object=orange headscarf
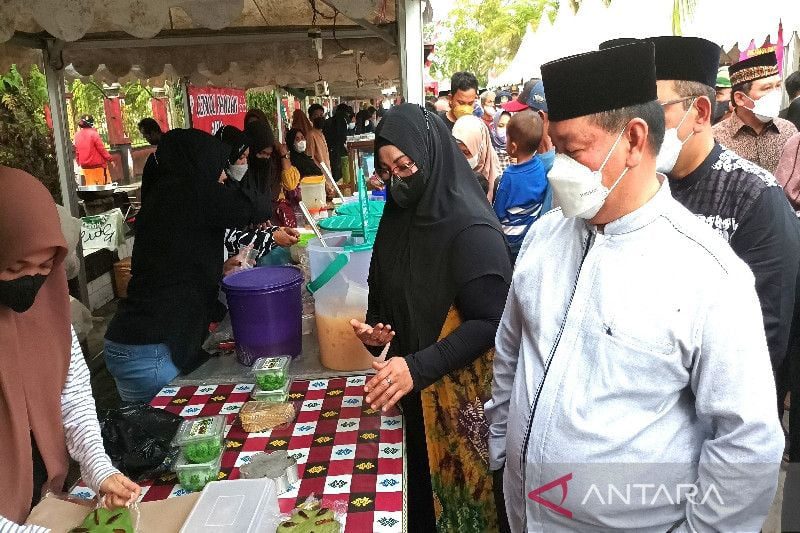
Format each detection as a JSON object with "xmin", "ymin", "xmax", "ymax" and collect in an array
[
  {"xmin": 291, "ymin": 109, "xmax": 313, "ymax": 136},
  {"xmin": 0, "ymin": 167, "xmax": 71, "ymax": 522}
]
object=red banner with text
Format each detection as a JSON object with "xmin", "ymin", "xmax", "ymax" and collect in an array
[{"xmin": 187, "ymin": 85, "xmax": 247, "ymax": 135}]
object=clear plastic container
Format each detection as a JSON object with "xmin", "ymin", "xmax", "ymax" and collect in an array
[
  {"xmin": 251, "ymin": 356, "xmax": 290, "ymax": 392},
  {"xmin": 175, "ymin": 452, "xmax": 223, "ymax": 492},
  {"xmin": 174, "ymin": 415, "xmax": 226, "ymax": 464},
  {"xmin": 251, "ymin": 380, "xmax": 291, "ymax": 403},
  {"xmin": 180, "ymin": 478, "xmax": 281, "ymax": 533}
]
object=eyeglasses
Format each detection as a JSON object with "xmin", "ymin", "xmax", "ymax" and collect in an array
[
  {"xmin": 376, "ymin": 160, "xmax": 417, "ymax": 180},
  {"xmin": 660, "ymin": 96, "xmax": 702, "ymax": 107}
]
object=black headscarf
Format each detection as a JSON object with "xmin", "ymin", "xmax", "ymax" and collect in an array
[
  {"xmin": 287, "ymin": 128, "xmax": 323, "ymax": 177},
  {"xmin": 370, "ymin": 104, "xmax": 508, "ymax": 354},
  {"xmin": 245, "ymin": 120, "xmax": 276, "ymax": 198},
  {"xmin": 215, "ymin": 125, "xmax": 250, "ymax": 164}
]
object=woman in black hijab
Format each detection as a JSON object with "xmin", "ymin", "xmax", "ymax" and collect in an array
[
  {"xmin": 104, "ymin": 129, "xmax": 271, "ymax": 402},
  {"xmin": 286, "ymin": 128, "xmax": 323, "ymax": 177},
  {"xmin": 350, "ymin": 104, "xmax": 512, "ymax": 531}
]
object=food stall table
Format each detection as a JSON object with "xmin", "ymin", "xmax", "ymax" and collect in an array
[{"xmin": 70, "ymin": 376, "xmax": 406, "ymax": 532}]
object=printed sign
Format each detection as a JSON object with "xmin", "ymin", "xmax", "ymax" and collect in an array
[
  {"xmin": 80, "ymin": 208, "xmax": 125, "ymax": 252},
  {"xmin": 187, "ymin": 85, "xmax": 247, "ymax": 135}
]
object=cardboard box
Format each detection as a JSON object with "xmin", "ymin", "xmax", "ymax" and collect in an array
[{"xmin": 26, "ymin": 493, "xmax": 200, "ymax": 533}]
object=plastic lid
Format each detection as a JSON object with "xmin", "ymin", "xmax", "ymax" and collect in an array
[
  {"xmin": 318, "ymin": 214, "xmax": 382, "ymax": 234},
  {"xmin": 180, "ymin": 478, "xmax": 280, "ymax": 533},
  {"xmin": 252, "ymin": 356, "xmax": 290, "ymax": 374},
  {"xmin": 174, "ymin": 415, "xmax": 226, "ymax": 446},
  {"xmin": 175, "ymin": 450, "xmax": 223, "ymax": 472},
  {"xmin": 222, "ymin": 266, "xmax": 303, "ymax": 292},
  {"xmin": 300, "ymin": 176, "xmax": 325, "ymax": 184},
  {"xmin": 335, "ymin": 200, "xmax": 386, "ymax": 217}
]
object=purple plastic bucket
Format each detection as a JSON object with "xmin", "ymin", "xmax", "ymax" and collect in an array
[{"xmin": 221, "ymin": 266, "xmax": 303, "ymax": 365}]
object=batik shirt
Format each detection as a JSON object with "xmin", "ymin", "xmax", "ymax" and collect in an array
[{"xmin": 668, "ymin": 143, "xmax": 800, "ymax": 370}]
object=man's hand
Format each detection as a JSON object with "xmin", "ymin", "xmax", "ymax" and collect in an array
[
  {"xmin": 274, "ymin": 227, "xmax": 300, "ymax": 247},
  {"xmin": 350, "ymin": 319, "xmax": 395, "ymax": 346},
  {"xmin": 100, "ymin": 473, "xmax": 141, "ymax": 508},
  {"xmin": 365, "ymin": 358, "xmax": 413, "ymax": 412}
]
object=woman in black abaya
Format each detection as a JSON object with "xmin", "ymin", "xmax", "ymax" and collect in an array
[{"xmin": 350, "ymin": 104, "xmax": 512, "ymax": 532}]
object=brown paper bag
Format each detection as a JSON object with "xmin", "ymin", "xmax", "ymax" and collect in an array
[{"xmin": 26, "ymin": 493, "xmax": 201, "ymax": 533}]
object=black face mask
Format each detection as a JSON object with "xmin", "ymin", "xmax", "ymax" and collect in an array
[
  {"xmin": 313, "ymin": 117, "xmax": 325, "ymax": 130},
  {"xmin": 713, "ymin": 100, "xmax": 730, "ymax": 124},
  {"xmin": 390, "ymin": 170, "xmax": 428, "ymax": 209},
  {"xmin": 0, "ymin": 274, "xmax": 48, "ymax": 313}
]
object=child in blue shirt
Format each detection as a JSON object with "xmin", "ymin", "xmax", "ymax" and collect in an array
[{"xmin": 493, "ymin": 110, "xmax": 549, "ymax": 263}]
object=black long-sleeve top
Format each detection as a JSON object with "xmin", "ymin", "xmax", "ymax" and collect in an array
[
  {"xmin": 669, "ymin": 143, "xmax": 800, "ymax": 371},
  {"xmin": 365, "ymin": 225, "xmax": 511, "ymax": 390}
]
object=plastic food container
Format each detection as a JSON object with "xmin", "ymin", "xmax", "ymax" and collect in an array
[
  {"xmin": 300, "ymin": 176, "xmax": 327, "ymax": 220},
  {"xmin": 318, "ymin": 214, "xmax": 382, "ymax": 238},
  {"xmin": 251, "ymin": 380, "xmax": 291, "ymax": 403},
  {"xmin": 335, "ymin": 200, "xmax": 385, "ymax": 217},
  {"xmin": 221, "ymin": 267, "xmax": 304, "ymax": 363},
  {"xmin": 174, "ymin": 452, "xmax": 223, "ymax": 492},
  {"xmin": 251, "ymin": 356, "xmax": 290, "ymax": 391},
  {"xmin": 180, "ymin": 478, "xmax": 281, "ymax": 533},
  {"xmin": 174, "ymin": 415, "xmax": 226, "ymax": 464}
]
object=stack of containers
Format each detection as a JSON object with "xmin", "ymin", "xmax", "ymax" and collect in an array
[
  {"xmin": 250, "ymin": 356, "xmax": 292, "ymax": 402},
  {"xmin": 173, "ymin": 415, "xmax": 227, "ymax": 492}
]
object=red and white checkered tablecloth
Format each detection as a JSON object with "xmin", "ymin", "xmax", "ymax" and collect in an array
[{"xmin": 70, "ymin": 376, "xmax": 405, "ymax": 532}]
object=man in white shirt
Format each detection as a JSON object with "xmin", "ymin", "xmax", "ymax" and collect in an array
[{"xmin": 486, "ymin": 41, "xmax": 784, "ymax": 533}]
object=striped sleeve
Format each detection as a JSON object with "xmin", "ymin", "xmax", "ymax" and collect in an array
[
  {"xmin": 62, "ymin": 327, "xmax": 120, "ymax": 493},
  {"xmin": 224, "ymin": 226, "xmax": 279, "ymax": 261},
  {"xmin": 0, "ymin": 517, "xmax": 50, "ymax": 533}
]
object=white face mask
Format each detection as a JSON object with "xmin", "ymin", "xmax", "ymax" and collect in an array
[
  {"xmin": 467, "ymin": 155, "xmax": 479, "ymax": 169},
  {"xmin": 295, "ymin": 140, "xmax": 307, "ymax": 153},
  {"xmin": 745, "ymin": 89, "xmax": 783, "ymax": 123},
  {"xmin": 656, "ymin": 99, "xmax": 696, "ymax": 174},
  {"xmin": 347, "ymin": 122, "xmax": 356, "ymax": 131},
  {"xmin": 226, "ymin": 163, "xmax": 248, "ymax": 182},
  {"xmin": 548, "ymin": 128, "xmax": 629, "ymax": 219}
]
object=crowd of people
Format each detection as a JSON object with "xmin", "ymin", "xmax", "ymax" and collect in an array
[{"xmin": 5, "ymin": 30, "xmax": 800, "ymax": 533}]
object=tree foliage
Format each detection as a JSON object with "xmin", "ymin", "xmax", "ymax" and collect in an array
[
  {"xmin": 245, "ymin": 89, "xmax": 278, "ymax": 132},
  {"xmin": 0, "ymin": 64, "xmax": 61, "ymax": 203},
  {"xmin": 121, "ymin": 82, "xmax": 154, "ymax": 147},
  {"xmin": 431, "ymin": 0, "xmax": 557, "ymax": 86}
]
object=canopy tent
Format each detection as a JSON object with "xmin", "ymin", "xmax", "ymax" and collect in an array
[
  {"xmin": 0, "ymin": 0, "xmax": 407, "ymax": 97},
  {"xmin": 490, "ymin": 0, "xmax": 800, "ymax": 88}
]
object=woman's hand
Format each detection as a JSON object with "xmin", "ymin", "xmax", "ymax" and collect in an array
[
  {"xmin": 350, "ymin": 319, "xmax": 395, "ymax": 347},
  {"xmin": 274, "ymin": 227, "xmax": 300, "ymax": 247},
  {"xmin": 100, "ymin": 473, "xmax": 141, "ymax": 508},
  {"xmin": 365, "ymin": 358, "xmax": 413, "ymax": 412},
  {"xmin": 276, "ymin": 143, "xmax": 289, "ymax": 158},
  {"xmin": 223, "ymin": 256, "xmax": 244, "ymax": 276},
  {"xmin": 367, "ymin": 174, "xmax": 385, "ymax": 191}
]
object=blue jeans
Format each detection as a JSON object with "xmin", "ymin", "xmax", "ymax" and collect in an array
[{"xmin": 104, "ymin": 339, "xmax": 180, "ymax": 403}]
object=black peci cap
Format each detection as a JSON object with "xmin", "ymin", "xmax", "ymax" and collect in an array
[
  {"xmin": 598, "ymin": 37, "xmax": 639, "ymax": 50},
  {"xmin": 541, "ymin": 41, "xmax": 658, "ymax": 122},
  {"xmin": 650, "ymin": 36, "xmax": 720, "ymax": 88}
]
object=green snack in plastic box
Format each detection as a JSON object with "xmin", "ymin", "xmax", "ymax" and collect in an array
[
  {"xmin": 174, "ymin": 452, "xmax": 222, "ymax": 492},
  {"xmin": 251, "ymin": 379, "xmax": 290, "ymax": 403},
  {"xmin": 174, "ymin": 415, "xmax": 225, "ymax": 464},
  {"xmin": 277, "ymin": 503, "xmax": 339, "ymax": 533},
  {"xmin": 68, "ymin": 507, "xmax": 134, "ymax": 533},
  {"xmin": 252, "ymin": 356, "xmax": 290, "ymax": 392}
]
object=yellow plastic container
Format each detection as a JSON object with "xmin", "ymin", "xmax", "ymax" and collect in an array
[{"xmin": 300, "ymin": 176, "xmax": 326, "ymax": 219}]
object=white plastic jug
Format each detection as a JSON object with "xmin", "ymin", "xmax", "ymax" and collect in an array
[{"xmin": 307, "ymin": 232, "xmax": 378, "ymax": 371}]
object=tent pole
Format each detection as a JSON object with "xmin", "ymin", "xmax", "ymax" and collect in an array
[
  {"xmin": 398, "ymin": 0, "xmax": 423, "ymax": 105},
  {"xmin": 43, "ymin": 39, "xmax": 90, "ymax": 306}
]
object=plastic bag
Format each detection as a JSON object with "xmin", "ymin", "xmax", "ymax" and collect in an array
[
  {"xmin": 276, "ymin": 494, "xmax": 345, "ymax": 533},
  {"xmin": 100, "ymin": 404, "xmax": 183, "ymax": 482}
]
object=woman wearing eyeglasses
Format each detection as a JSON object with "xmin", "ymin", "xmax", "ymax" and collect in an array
[{"xmin": 350, "ymin": 104, "xmax": 513, "ymax": 532}]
